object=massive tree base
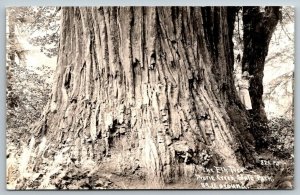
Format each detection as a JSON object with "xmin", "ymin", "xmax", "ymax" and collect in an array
[{"xmin": 26, "ymin": 7, "xmax": 269, "ymax": 184}]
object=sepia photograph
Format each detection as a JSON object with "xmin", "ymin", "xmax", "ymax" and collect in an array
[{"xmin": 6, "ymin": 6, "xmax": 294, "ymax": 190}]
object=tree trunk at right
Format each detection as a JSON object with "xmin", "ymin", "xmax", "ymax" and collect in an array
[{"xmin": 241, "ymin": 7, "xmax": 281, "ymax": 148}]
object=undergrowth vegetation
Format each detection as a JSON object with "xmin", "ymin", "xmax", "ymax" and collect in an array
[{"xmin": 6, "ymin": 116, "xmax": 294, "ymax": 189}]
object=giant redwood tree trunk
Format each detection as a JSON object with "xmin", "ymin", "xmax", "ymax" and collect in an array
[{"xmin": 31, "ymin": 7, "xmax": 273, "ymax": 184}]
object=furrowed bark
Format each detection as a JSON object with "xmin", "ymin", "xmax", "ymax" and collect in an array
[{"xmin": 31, "ymin": 7, "xmax": 265, "ymax": 184}]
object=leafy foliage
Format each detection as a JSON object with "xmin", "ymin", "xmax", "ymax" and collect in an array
[
  {"xmin": 251, "ymin": 117, "xmax": 294, "ymax": 189},
  {"xmin": 7, "ymin": 62, "xmax": 53, "ymax": 129},
  {"xmin": 267, "ymin": 117, "xmax": 294, "ymax": 158},
  {"xmin": 7, "ymin": 7, "xmax": 57, "ymax": 129},
  {"xmin": 8, "ymin": 7, "xmax": 60, "ymax": 58}
]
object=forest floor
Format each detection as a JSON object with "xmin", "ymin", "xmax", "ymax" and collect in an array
[{"xmin": 6, "ymin": 117, "xmax": 294, "ymax": 190}]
